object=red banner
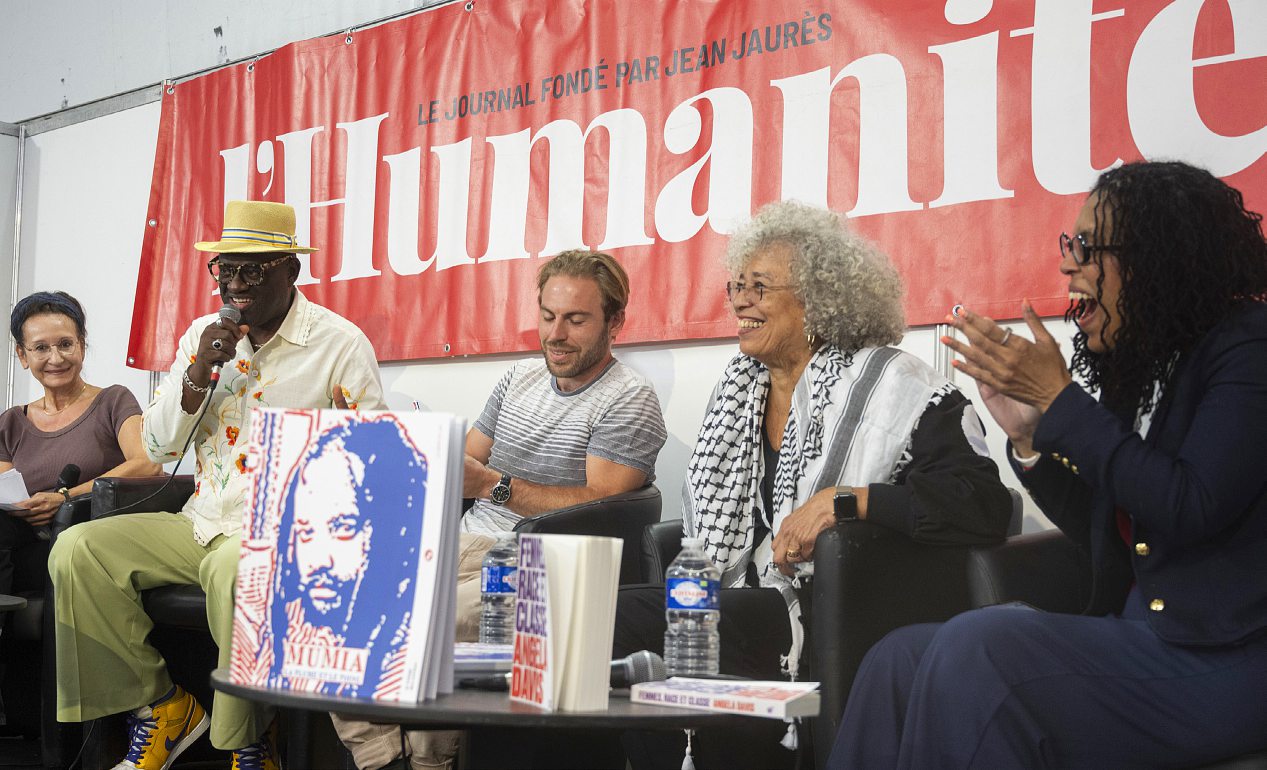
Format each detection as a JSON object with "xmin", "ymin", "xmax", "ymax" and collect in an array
[{"xmin": 130, "ymin": 0, "xmax": 1267, "ymax": 369}]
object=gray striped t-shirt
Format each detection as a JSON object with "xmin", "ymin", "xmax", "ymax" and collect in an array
[{"xmin": 462, "ymin": 358, "xmax": 667, "ymax": 536}]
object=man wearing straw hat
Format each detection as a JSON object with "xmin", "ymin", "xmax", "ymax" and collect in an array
[{"xmin": 49, "ymin": 200, "xmax": 385, "ymax": 770}]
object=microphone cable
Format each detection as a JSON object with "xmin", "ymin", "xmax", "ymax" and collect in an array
[
  {"xmin": 65, "ymin": 719, "xmax": 95, "ymax": 770},
  {"xmin": 92, "ymin": 368, "xmax": 222, "ymax": 519},
  {"xmin": 65, "ymin": 410, "xmax": 204, "ymax": 768},
  {"xmin": 66, "ymin": 313, "xmax": 241, "ymax": 767},
  {"xmin": 94, "ymin": 306, "xmax": 240, "ymax": 518}
]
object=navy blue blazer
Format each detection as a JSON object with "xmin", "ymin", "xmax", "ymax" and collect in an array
[{"xmin": 1012, "ymin": 302, "xmax": 1267, "ymax": 647}]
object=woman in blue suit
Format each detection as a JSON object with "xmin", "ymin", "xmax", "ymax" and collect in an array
[{"xmin": 829, "ymin": 161, "xmax": 1267, "ymax": 768}]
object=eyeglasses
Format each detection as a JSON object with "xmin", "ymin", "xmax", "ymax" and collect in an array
[
  {"xmin": 724, "ymin": 281, "xmax": 796, "ymax": 303},
  {"xmin": 1059, "ymin": 233, "xmax": 1120, "ymax": 266},
  {"xmin": 206, "ymin": 255, "xmax": 293, "ymax": 286},
  {"xmin": 23, "ymin": 338, "xmax": 79, "ymax": 359}
]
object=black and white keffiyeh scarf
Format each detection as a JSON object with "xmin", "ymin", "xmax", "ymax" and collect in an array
[{"xmin": 682, "ymin": 345, "xmax": 951, "ymax": 675}]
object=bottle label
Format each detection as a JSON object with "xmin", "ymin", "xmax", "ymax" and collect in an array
[
  {"xmin": 482, "ymin": 565, "xmax": 518, "ymax": 595},
  {"xmin": 666, "ymin": 577, "xmax": 719, "ymax": 611}
]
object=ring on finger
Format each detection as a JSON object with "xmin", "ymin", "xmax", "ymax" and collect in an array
[
  {"xmin": 999, "ymin": 328, "xmax": 1013, "ymax": 346},
  {"xmin": 786, "ymin": 548, "xmax": 802, "ymax": 560},
  {"xmin": 211, "ymin": 339, "xmax": 224, "ymax": 351}
]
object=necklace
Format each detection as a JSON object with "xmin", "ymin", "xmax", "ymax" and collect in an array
[{"xmin": 41, "ymin": 382, "xmax": 89, "ymax": 416}]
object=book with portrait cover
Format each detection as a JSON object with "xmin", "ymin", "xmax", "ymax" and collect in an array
[{"xmin": 228, "ymin": 408, "xmax": 465, "ymax": 702}]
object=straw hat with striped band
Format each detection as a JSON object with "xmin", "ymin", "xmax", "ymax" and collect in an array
[{"xmin": 194, "ymin": 200, "xmax": 318, "ymax": 254}]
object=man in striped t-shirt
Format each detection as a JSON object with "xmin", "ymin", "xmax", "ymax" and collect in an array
[
  {"xmin": 462, "ymin": 249, "xmax": 667, "ymax": 532},
  {"xmin": 332, "ymin": 250, "xmax": 667, "ymax": 770}
]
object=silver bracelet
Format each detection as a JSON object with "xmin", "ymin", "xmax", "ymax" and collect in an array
[{"xmin": 183, "ymin": 368, "xmax": 211, "ymax": 394}]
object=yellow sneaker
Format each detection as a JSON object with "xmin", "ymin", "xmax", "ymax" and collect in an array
[
  {"xmin": 111, "ymin": 685, "xmax": 209, "ymax": 770},
  {"xmin": 230, "ymin": 719, "xmax": 281, "ymax": 770}
]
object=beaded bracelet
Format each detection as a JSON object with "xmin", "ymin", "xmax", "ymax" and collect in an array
[{"xmin": 183, "ymin": 368, "xmax": 211, "ymax": 394}]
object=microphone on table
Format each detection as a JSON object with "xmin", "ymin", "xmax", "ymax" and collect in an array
[
  {"xmin": 610, "ymin": 650, "xmax": 667, "ymax": 688},
  {"xmin": 209, "ymin": 305, "xmax": 242, "ymax": 386},
  {"xmin": 459, "ymin": 650, "xmax": 668, "ymax": 691}
]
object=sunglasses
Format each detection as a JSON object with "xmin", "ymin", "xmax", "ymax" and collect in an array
[{"xmin": 206, "ymin": 255, "xmax": 294, "ymax": 286}]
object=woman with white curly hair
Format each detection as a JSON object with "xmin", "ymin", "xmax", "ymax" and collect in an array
[{"xmin": 611, "ymin": 200, "xmax": 1012, "ymax": 769}]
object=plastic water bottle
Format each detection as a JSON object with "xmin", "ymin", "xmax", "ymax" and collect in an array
[
  {"xmin": 663, "ymin": 536, "xmax": 721, "ymax": 676},
  {"xmin": 479, "ymin": 531, "xmax": 519, "ymax": 644}
]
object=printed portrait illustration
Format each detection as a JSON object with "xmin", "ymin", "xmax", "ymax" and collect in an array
[{"xmin": 266, "ymin": 415, "xmax": 429, "ymax": 698}]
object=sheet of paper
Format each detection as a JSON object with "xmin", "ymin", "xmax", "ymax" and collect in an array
[{"xmin": 0, "ymin": 468, "xmax": 30, "ymax": 511}]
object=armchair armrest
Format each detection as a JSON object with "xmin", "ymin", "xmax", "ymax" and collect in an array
[
  {"xmin": 91, "ymin": 475, "xmax": 196, "ymax": 519},
  {"xmin": 512, "ymin": 485, "xmax": 661, "ymax": 585},
  {"xmin": 51, "ymin": 493, "xmax": 93, "ymax": 539},
  {"xmin": 809, "ymin": 521, "xmax": 976, "ymax": 767},
  {"xmin": 639, "ymin": 519, "xmax": 684, "ymax": 584},
  {"xmin": 967, "ymin": 529, "xmax": 1091, "ymax": 614}
]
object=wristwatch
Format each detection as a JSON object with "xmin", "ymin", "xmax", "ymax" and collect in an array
[
  {"xmin": 833, "ymin": 487, "xmax": 858, "ymax": 523},
  {"xmin": 490, "ymin": 472, "xmax": 513, "ymax": 506}
]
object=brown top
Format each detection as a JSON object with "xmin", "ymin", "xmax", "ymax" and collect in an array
[{"xmin": 0, "ymin": 384, "xmax": 143, "ymax": 493}]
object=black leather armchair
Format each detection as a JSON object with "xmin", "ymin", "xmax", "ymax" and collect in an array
[
  {"xmin": 644, "ymin": 516, "xmax": 1265, "ymax": 770},
  {"xmin": 514, "ymin": 484, "xmax": 661, "ymax": 585},
  {"xmin": 79, "ymin": 475, "xmax": 335, "ymax": 768},
  {"xmin": 641, "ymin": 518, "xmax": 1005, "ymax": 767},
  {"xmin": 1, "ymin": 492, "xmax": 95, "ymax": 769},
  {"xmin": 639, "ymin": 492, "xmax": 1026, "ymax": 770},
  {"xmin": 11, "ymin": 475, "xmax": 266, "ymax": 768},
  {"xmin": 91, "ymin": 475, "xmax": 205, "ymax": 627},
  {"xmin": 963, "ymin": 530, "xmax": 1267, "ymax": 770}
]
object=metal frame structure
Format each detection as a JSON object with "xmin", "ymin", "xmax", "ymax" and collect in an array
[{"xmin": 3, "ymin": 121, "xmax": 23, "ymax": 409}]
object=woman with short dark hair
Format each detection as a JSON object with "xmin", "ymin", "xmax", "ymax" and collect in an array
[{"xmin": 0, "ymin": 291, "xmax": 159, "ymax": 599}]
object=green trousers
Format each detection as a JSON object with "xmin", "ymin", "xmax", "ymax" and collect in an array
[{"xmin": 48, "ymin": 512, "xmax": 270, "ymax": 750}]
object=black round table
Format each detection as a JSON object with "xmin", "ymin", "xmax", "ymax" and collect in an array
[
  {"xmin": 0, "ymin": 594, "xmax": 27, "ymax": 612},
  {"xmin": 210, "ymin": 668, "xmax": 752, "ymax": 730}
]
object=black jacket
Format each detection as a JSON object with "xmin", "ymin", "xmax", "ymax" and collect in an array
[{"xmin": 1015, "ymin": 303, "xmax": 1267, "ymax": 646}]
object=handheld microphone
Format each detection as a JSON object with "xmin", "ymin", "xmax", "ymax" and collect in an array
[
  {"xmin": 41, "ymin": 463, "xmax": 82, "ymax": 540},
  {"xmin": 97, "ymin": 305, "xmax": 239, "ymax": 521},
  {"xmin": 209, "ymin": 305, "xmax": 242, "ymax": 385},
  {"xmin": 610, "ymin": 650, "xmax": 667, "ymax": 689},
  {"xmin": 458, "ymin": 650, "xmax": 667, "ymax": 692},
  {"xmin": 55, "ymin": 463, "xmax": 82, "ymax": 492}
]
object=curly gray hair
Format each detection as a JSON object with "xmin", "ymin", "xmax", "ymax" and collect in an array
[{"xmin": 724, "ymin": 200, "xmax": 905, "ymax": 352}]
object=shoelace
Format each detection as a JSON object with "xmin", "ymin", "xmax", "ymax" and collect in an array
[
  {"xmin": 233, "ymin": 738, "xmax": 272, "ymax": 770},
  {"xmin": 123, "ymin": 710, "xmax": 158, "ymax": 762}
]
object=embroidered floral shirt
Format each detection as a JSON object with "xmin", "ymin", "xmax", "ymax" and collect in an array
[{"xmin": 143, "ymin": 290, "xmax": 385, "ymax": 545}]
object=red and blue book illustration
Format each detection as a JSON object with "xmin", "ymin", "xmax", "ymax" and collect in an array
[{"xmin": 229, "ymin": 408, "xmax": 465, "ymax": 702}]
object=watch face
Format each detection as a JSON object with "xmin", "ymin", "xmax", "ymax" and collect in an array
[
  {"xmin": 491, "ymin": 476, "xmax": 512, "ymax": 505},
  {"xmin": 834, "ymin": 490, "xmax": 858, "ymax": 521}
]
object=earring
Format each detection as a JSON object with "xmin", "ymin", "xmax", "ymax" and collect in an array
[{"xmin": 806, "ymin": 331, "xmax": 819, "ymax": 348}]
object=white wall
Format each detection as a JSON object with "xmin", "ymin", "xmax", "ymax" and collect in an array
[
  {"xmin": 0, "ymin": 0, "xmax": 444, "ymax": 123},
  {"xmin": 16, "ymin": 105, "xmax": 160, "ymax": 406}
]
